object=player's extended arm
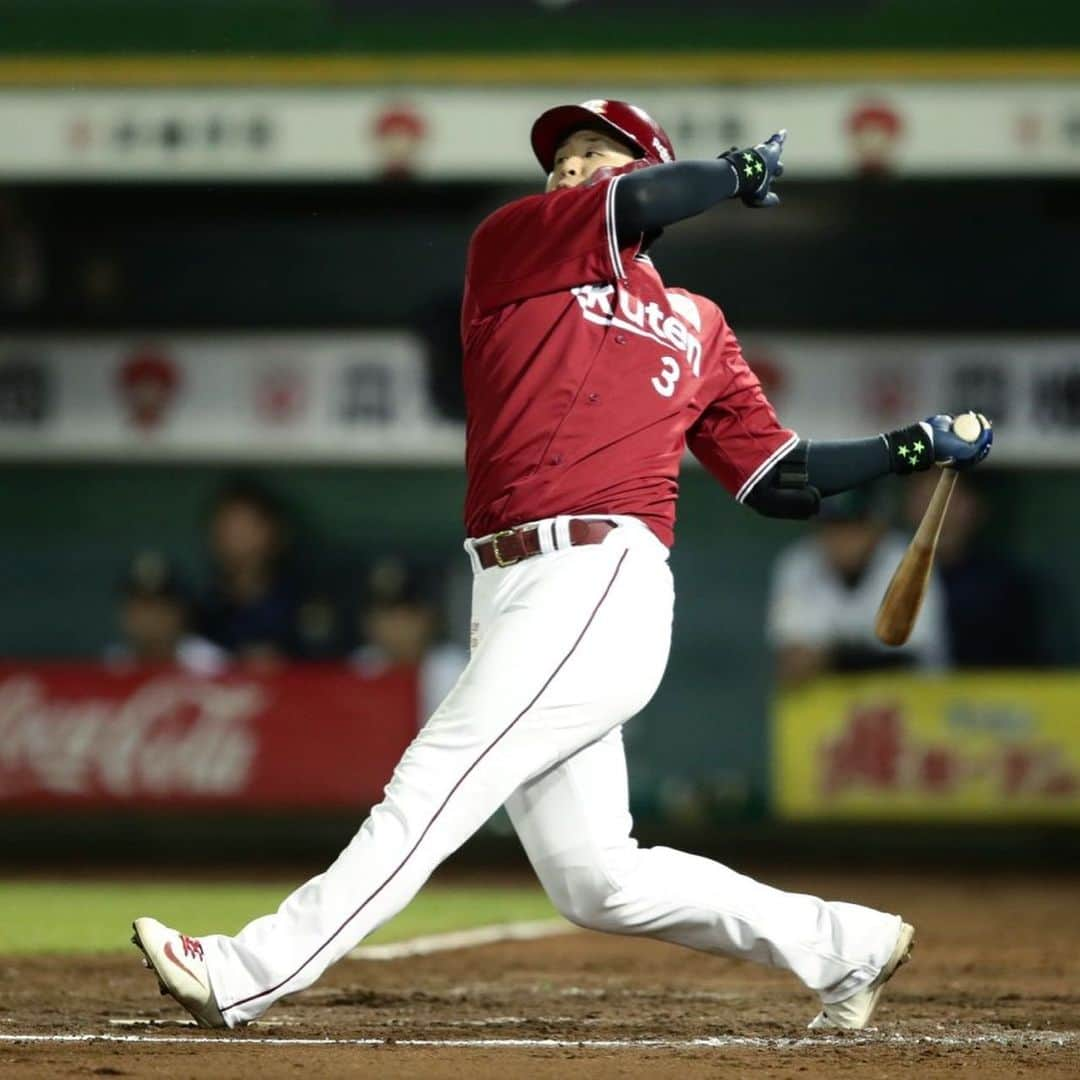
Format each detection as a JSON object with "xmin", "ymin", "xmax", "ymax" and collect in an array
[
  {"xmin": 745, "ymin": 416, "xmax": 994, "ymax": 519},
  {"xmin": 613, "ymin": 131, "xmax": 786, "ymax": 242}
]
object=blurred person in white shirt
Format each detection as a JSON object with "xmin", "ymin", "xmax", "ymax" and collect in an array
[{"xmin": 767, "ymin": 484, "xmax": 947, "ymax": 689}]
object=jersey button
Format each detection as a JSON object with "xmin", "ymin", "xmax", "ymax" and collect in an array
[
  {"xmin": 614, "ymin": 333, "xmax": 627, "ymax": 345},
  {"xmin": 549, "ymin": 453, "xmax": 562, "ymax": 466},
  {"xmin": 587, "ymin": 392, "xmax": 600, "ymax": 404}
]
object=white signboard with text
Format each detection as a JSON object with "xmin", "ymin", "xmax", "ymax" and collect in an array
[
  {"xmin": 0, "ymin": 333, "xmax": 1078, "ymax": 464},
  {"xmin": 0, "ymin": 332, "xmax": 463, "ymax": 462},
  {"xmin": 0, "ymin": 84, "xmax": 1078, "ymax": 180},
  {"xmin": 739, "ymin": 335, "xmax": 1080, "ymax": 466}
]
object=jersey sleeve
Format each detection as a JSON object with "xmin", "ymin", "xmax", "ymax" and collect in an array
[
  {"xmin": 687, "ymin": 329, "xmax": 797, "ymax": 503},
  {"xmin": 465, "ymin": 177, "xmax": 638, "ymax": 313}
]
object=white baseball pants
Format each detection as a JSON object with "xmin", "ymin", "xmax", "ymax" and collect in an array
[{"xmin": 201, "ymin": 516, "xmax": 902, "ymax": 1027}]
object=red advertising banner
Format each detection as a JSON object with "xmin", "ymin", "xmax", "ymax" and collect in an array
[{"xmin": 0, "ymin": 663, "xmax": 418, "ymax": 811}]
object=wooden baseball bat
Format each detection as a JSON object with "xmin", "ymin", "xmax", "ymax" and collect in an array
[{"xmin": 874, "ymin": 468, "xmax": 957, "ymax": 647}]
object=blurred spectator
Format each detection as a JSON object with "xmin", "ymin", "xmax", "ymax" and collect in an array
[
  {"xmin": 198, "ymin": 483, "xmax": 312, "ymax": 666},
  {"xmin": 0, "ymin": 191, "xmax": 43, "ymax": 313},
  {"xmin": 903, "ymin": 472, "xmax": 1050, "ymax": 667},
  {"xmin": 767, "ymin": 484, "xmax": 947, "ymax": 689},
  {"xmin": 351, "ymin": 557, "xmax": 468, "ymax": 726},
  {"xmin": 79, "ymin": 250, "xmax": 124, "ymax": 314},
  {"xmin": 105, "ymin": 551, "xmax": 227, "ymax": 675},
  {"xmin": 294, "ymin": 591, "xmax": 348, "ymax": 661}
]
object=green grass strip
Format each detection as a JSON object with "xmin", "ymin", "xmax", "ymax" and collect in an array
[{"xmin": 0, "ymin": 880, "xmax": 556, "ymax": 955}]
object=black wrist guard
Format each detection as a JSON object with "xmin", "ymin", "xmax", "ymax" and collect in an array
[
  {"xmin": 719, "ymin": 147, "xmax": 767, "ymax": 198},
  {"xmin": 884, "ymin": 424, "xmax": 933, "ymax": 475}
]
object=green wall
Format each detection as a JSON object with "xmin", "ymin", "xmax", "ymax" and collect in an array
[{"xmin": 1, "ymin": 0, "xmax": 1077, "ymax": 54}]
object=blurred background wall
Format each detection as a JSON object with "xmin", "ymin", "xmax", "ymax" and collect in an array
[{"xmin": 1, "ymin": 0, "xmax": 1079, "ymax": 857}]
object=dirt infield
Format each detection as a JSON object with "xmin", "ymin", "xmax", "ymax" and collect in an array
[{"xmin": 2, "ymin": 869, "xmax": 1078, "ymax": 1078}]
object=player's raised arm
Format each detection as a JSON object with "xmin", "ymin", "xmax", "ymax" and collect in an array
[
  {"xmin": 613, "ymin": 130, "xmax": 787, "ymax": 242},
  {"xmin": 467, "ymin": 101, "xmax": 786, "ymax": 316}
]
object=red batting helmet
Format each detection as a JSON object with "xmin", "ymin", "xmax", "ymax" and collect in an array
[{"xmin": 531, "ymin": 99, "xmax": 675, "ymax": 174}]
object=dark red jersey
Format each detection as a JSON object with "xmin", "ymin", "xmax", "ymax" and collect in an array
[{"xmin": 461, "ymin": 172, "xmax": 795, "ymax": 547}]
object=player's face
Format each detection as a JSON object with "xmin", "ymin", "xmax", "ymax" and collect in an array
[{"xmin": 546, "ymin": 129, "xmax": 636, "ymax": 192}]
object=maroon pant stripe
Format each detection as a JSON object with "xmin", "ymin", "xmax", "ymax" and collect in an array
[{"xmin": 220, "ymin": 548, "xmax": 629, "ymax": 1014}]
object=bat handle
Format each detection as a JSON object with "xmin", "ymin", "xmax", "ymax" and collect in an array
[{"xmin": 913, "ymin": 468, "xmax": 958, "ymax": 551}]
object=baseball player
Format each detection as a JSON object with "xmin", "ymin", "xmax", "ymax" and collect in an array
[{"xmin": 133, "ymin": 100, "xmax": 992, "ymax": 1032}]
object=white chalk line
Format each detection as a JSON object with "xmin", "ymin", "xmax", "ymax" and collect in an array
[
  {"xmin": 108, "ymin": 1017, "xmax": 305, "ymax": 1028},
  {"xmin": 106, "ymin": 1015, "xmax": 616, "ymax": 1030},
  {"xmin": 108, "ymin": 1016, "xmax": 562, "ymax": 1029},
  {"xmin": 347, "ymin": 918, "xmax": 576, "ymax": 961},
  {"xmin": 2, "ymin": 1031, "xmax": 1076, "ymax": 1050}
]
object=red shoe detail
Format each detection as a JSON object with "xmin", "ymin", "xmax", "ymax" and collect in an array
[
  {"xmin": 164, "ymin": 939, "xmax": 208, "ymax": 991},
  {"xmin": 180, "ymin": 934, "xmax": 205, "ymax": 961}
]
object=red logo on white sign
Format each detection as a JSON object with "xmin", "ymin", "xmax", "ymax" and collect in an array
[
  {"xmin": 254, "ymin": 366, "xmax": 307, "ymax": 425},
  {"xmin": 117, "ymin": 348, "xmax": 181, "ymax": 429}
]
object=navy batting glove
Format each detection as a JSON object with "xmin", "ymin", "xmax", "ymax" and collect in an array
[
  {"xmin": 885, "ymin": 412, "xmax": 993, "ymax": 474},
  {"xmin": 923, "ymin": 413, "xmax": 993, "ymax": 470},
  {"xmin": 720, "ymin": 129, "xmax": 786, "ymax": 208}
]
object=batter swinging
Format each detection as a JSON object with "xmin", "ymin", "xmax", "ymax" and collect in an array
[{"xmin": 133, "ymin": 100, "xmax": 992, "ymax": 1032}]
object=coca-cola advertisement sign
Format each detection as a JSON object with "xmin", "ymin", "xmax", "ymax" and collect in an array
[{"xmin": 0, "ymin": 664, "xmax": 417, "ymax": 810}]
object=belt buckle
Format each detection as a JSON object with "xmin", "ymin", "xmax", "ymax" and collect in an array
[{"xmin": 490, "ymin": 529, "xmax": 519, "ymax": 568}]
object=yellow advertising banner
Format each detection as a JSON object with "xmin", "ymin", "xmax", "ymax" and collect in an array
[{"xmin": 773, "ymin": 673, "xmax": 1080, "ymax": 821}]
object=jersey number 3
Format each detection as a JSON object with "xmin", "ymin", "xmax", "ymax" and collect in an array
[{"xmin": 651, "ymin": 355, "xmax": 681, "ymax": 398}]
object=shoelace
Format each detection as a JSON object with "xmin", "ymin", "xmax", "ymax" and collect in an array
[{"xmin": 180, "ymin": 934, "xmax": 205, "ymax": 961}]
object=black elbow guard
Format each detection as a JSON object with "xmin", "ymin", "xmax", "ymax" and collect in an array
[{"xmin": 743, "ymin": 441, "xmax": 822, "ymax": 520}]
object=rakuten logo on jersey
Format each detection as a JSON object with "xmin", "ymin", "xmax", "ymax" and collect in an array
[
  {"xmin": 0, "ymin": 675, "xmax": 259, "ymax": 798},
  {"xmin": 571, "ymin": 284, "xmax": 701, "ymax": 376}
]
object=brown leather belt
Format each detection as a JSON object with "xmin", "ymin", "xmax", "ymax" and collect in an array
[{"xmin": 474, "ymin": 519, "xmax": 617, "ymax": 570}]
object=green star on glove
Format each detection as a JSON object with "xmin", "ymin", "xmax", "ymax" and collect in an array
[
  {"xmin": 897, "ymin": 445, "xmax": 911, "ymax": 462},
  {"xmin": 911, "ymin": 440, "xmax": 924, "ymax": 458}
]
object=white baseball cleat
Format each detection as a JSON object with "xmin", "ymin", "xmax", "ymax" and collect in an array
[
  {"xmin": 807, "ymin": 920, "xmax": 915, "ymax": 1031},
  {"xmin": 131, "ymin": 916, "xmax": 226, "ymax": 1029}
]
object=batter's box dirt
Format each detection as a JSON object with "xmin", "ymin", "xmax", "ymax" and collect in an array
[{"xmin": 2, "ymin": 871, "xmax": 1078, "ymax": 1078}]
